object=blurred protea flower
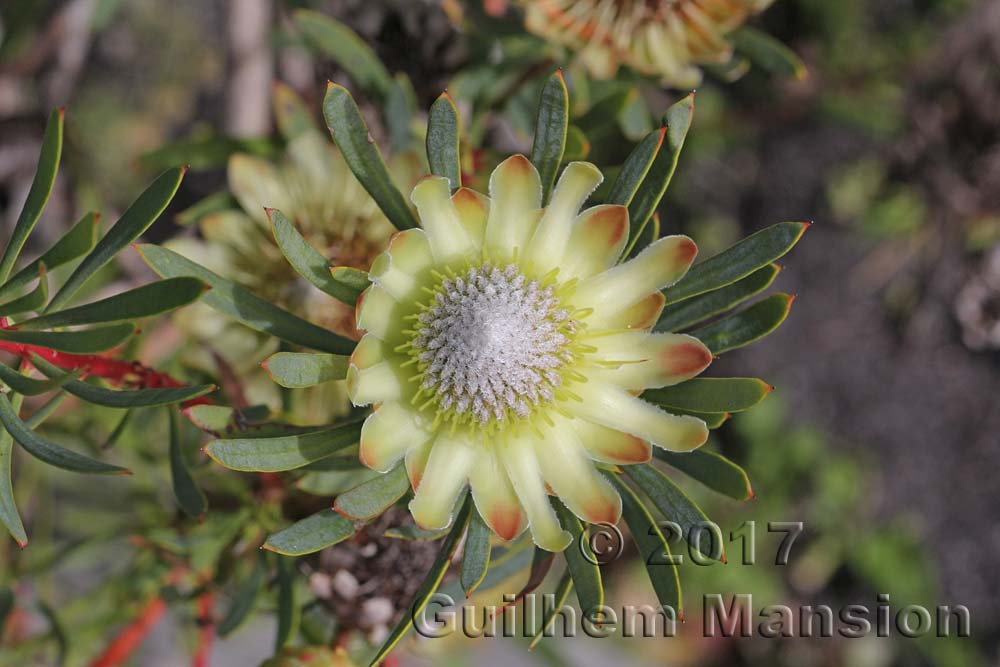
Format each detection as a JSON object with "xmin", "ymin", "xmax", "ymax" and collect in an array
[
  {"xmin": 348, "ymin": 157, "xmax": 713, "ymax": 550},
  {"xmin": 172, "ymin": 84, "xmax": 416, "ymax": 418},
  {"xmin": 520, "ymin": 0, "xmax": 774, "ymax": 87}
]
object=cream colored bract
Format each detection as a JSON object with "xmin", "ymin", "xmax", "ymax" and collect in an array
[{"xmin": 348, "ymin": 156, "xmax": 714, "ymax": 551}]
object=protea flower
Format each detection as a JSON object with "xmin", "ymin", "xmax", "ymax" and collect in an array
[
  {"xmin": 348, "ymin": 156, "xmax": 713, "ymax": 550},
  {"xmin": 520, "ymin": 0, "xmax": 774, "ymax": 87},
  {"xmin": 171, "ymin": 84, "xmax": 416, "ymax": 418}
]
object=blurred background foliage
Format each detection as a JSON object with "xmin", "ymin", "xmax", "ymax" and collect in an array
[{"xmin": 1, "ymin": 1, "xmax": 998, "ymax": 666}]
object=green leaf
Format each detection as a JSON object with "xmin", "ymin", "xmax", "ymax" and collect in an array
[
  {"xmin": 625, "ymin": 93, "xmax": 694, "ymax": 256},
  {"xmin": 627, "ymin": 210, "xmax": 660, "ymax": 260},
  {"xmin": 383, "ymin": 523, "xmax": 448, "ymax": 541},
  {"xmin": 732, "ymin": 27, "xmax": 807, "ymax": 80},
  {"xmin": 333, "ymin": 463, "xmax": 409, "ymax": 520},
  {"xmin": 0, "ymin": 324, "xmax": 136, "ymax": 354},
  {"xmin": 693, "ymin": 293, "xmax": 795, "ymax": 355},
  {"xmin": 426, "ymin": 92, "xmax": 462, "ymax": 192},
  {"xmin": 656, "ymin": 264, "xmax": 781, "ymax": 332},
  {"xmin": 323, "ymin": 84, "xmax": 419, "ymax": 231},
  {"xmin": 609, "ymin": 474, "xmax": 681, "ymax": 617},
  {"xmin": 460, "ymin": 511, "xmax": 491, "ymax": 596},
  {"xmin": 669, "ymin": 410, "xmax": 729, "ymax": 430},
  {"xmin": 607, "ymin": 126, "xmax": 665, "ymax": 209},
  {"xmin": 0, "ymin": 586, "xmax": 14, "ymax": 629},
  {"xmin": 137, "ymin": 244, "xmax": 355, "ymax": 355},
  {"xmin": 205, "ymin": 420, "xmax": 362, "ymax": 472},
  {"xmin": 168, "ymin": 408, "xmax": 207, "ymax": 518},
  {"xmin": 0, "ymin": 393, "xmax": 27, "ymax": 547},
  {"xmin": 330, "ymin": 266, "xmax": 369, "ymax": 301},
  {"xmin": 47, "ymin": 167, "xmax": 186, "ymax": 312},
  {"xmin": 294, "ymin": 10, "xmax": 394, "ymax": 98},
  {"xmin": 530, "ymin": 70, "xmax": 569, "ymax": 204},
  {"xmin": 273, "ymin": 81, "xmax": 318, "ymax": 141},
  {"xmin": 139, "ymin": 136, "xmax": 277, "ymax": 171},
  {"xmin": 0, "ymin": 266, "xmax": 47, "ymax": 317},
  {"xmin": 0, "ymin": 393, "xmax": 129, "ymax": 475},
  {"xmin": 664, "ymin": 222, "xmax": 809, "ymax": 304},
  {"xmin": 37, "ymin": 600, "xmax": 68, "ymax": 667},
  {"xmin": 0, "ymin": 108, "xmax": 63, "ymax": 283},
  {"xmin": 101, "ymin": 408, "xmax": 133, "ymax": 450},
  {"xmin": 386, "ymin": 73, "xmax": 417, "ymax": 154},
  {"xmin": 24, "ymin": 393, "xmax": 68, "ymax": 429},
  {"xmin": 563, "ymin": 124, "xmax": 591, "ymax": 161},
  {"xmin": 367, "ymin": 495, "xmax": 471, "ymax": 667},
  {"xmin": 654, "ymin": 448, "xmax": 753, "ymax": 501},
  {"xmin": 625, "ymin": 463, "xmax": 723, "ymax": 562},
  {"xmin": 0, "ymin": 212, "xmax": 98, "ymax": 302},
  {"xmin": 275, "ymin": 555, "xmax": 299, "ymax": 651},
  {"xmin": 644, "ymin": 377, "xmax": 772, "ymax": 413},
  {"xmin": 0, "ymin": 360, "xmax": 80, "ymax": 396},
  {"xmin": 266, "ymin": 209, "xmax": 355, "ymax": 306},
  {"xmin": 176, "ymin": 192, "xmax": 239, "ymax": 227},
  {"xmin": 264, "ymin": 510, "xmax": 356, "ymax": 556},
  {"xmin": 262, "ymin": 352, "xmax": 349, "ymax": 388},
  {"xmin": 218, "ymin": 556, "xmax": 266, "ymax": 636},
  {"xmin": 20, "ymin": 277, "xmax": 206, "ymax": 329},
  {"xmin": 553, "ymin": 501, "xmax": 604, "ymax": 623},
  {"xmin": 30, "ymin": 355, "xmax": 215, "ymax": 408},
  {"xmin": 528, "ymin": 570, "xmax": 573, "ymax": 649}
]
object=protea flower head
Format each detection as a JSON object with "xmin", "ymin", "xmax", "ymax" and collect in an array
[
  {"xmin": 521, "ymin": 0, "xmax": 774, "ymax": 87},
  {"xmin": 348, "ymin": 156, "xmax": 714, "ymax": 551}
]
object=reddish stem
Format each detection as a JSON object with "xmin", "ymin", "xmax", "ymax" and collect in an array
[
  {"xmin": 192, "ymin": 593, "xmax": 215, "ymax": 667},
  {"xmin": 0, "ymin": 318, "xmax": 210, "ymax": 406},
  {"xmin": 88, "ymin": 597, "xmax": 168, "ymax": 667}
]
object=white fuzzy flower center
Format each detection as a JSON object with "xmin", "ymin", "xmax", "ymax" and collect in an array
[{"xmin": 410, "ymin": 263, "xmax": 575, "ymax": 425}]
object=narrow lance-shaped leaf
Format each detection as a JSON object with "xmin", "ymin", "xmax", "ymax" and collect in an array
[
  {"xmin": 37, "ymin": 600, "xmax": 68, "ymax": 667},
  {"xmin": 624, "ymin": 93, "xmax": 694, "ymax": 256},
  {"xmin": 31, "ymin": 355, "xmax": 216, "ymax": 409},
  {"xmin": 294, "ymin": 10, "xmax": 394, "ymax": 98},
  {"xmin": 386, "ymin": 73, "xmax": 417, "ymax": 154},
  {"xmin": 273, "ymin": 81, "xmax": 318, "ymax": 141},
  {"xmin": 218, "ymin": 556, "xmax": 267, "ymax": 637},
  {"xmin": 0, "ymin": 265, "xmax": 46, "ymax": 317},
  {"xmin": 607, "ymin": 126, "xmax": 665, "ymax": 208},
  {"xmin": 553, "ymin": 501, "xmax": 604, "ymax": 623},
  {"xmin": 323, "ymin": 84, "xmax": 419, "ymax": 231},
  {"xmin": 528, "ymin": 570, "xmax": 573, "ymax": 649},
  {"xmin": 101, "ymin": 408, "xmax": 133, "ymax": 450},
  {"xmin": 264, "ymin": 510, "xmax": 356, "ymax": 556},
  {"xmin": 656, "ymin": 263, "xmax": 781, "ymax": 332},
  {"xmin": 47, "ymin": 166, "xmax": 186, "ymax": 312},
  {"xmin": 0, "ymin": 393, "xmax": 129, "ymax": 475},
  {"xmin": 693, "ymin": 293, "xmax": 795, "ymax": 355},
  {"xmin": 0, "ymin": 108, "xmax": 63, "ymax": 283},
  {"xmin": 205, "ymin": 420, "xmax": 363, "ymax": 472},
  {"xmin": 20, "ymin": 277, "xmax": 207, "ymax": 330},
  {"xmin": 275, "ymin": 555, "xmax": 299, "ymax": 651},
  {"xmin": 627, "ymin": 211, "xmax": 660, "ymax": 260},
  {"xmin": 609, "ymin": 474, "xmax": 682, "ymax": 618},
  {"xmin": 168, "ymin": 408, "xmax": 207, "ymax": 518},
  {"xmin": 262, "ymin": 352, "xmax": 349, "ymax": 389},
  {"xmin": 137, "ymin": 244, "xmax": 355, "ymax": 355},
  {"xmin": 664, "ymin": 222, "xmax": 809, "ymax": 304},
  {"xmin": 330, "ymin": 266, "xmax": 369, "ymax": 302},
  {"xmin": 333, "ymin": 463, "xmax": 409, "ymax": 520},
  {"xmin": 460, "ymin": 511, "xmax": 492, "ymax": 596},
  {"xmin": 0, "ymin": 324, "xmax": 136, "ymax": 355},
  {"xmin": 732, "ymin": 27, "xmax": 807, "ymax": 80},
  {"xmin": 654, "ymin": 448, "xmax": 753, "ymax": 501},
  {"xmin": 0, "ymin": 212, "xmax": 98, "ymax": 302},
  {"xmin": 644, "ymin": 377, "xmax": 772, "ymax": 414},
  {"xmin": 625, "ymin": 463, "xmax": 724, "ymax": 562},
  {"xmin": 0, "ymin": 360, "xmax": 80, "ymax": 396},
  {"xmin": 0, "ymin": 393, "xmax": 27, "ymax": 547},
  {"xmin": 530, "ymin": 70, "xmax": 570, "ymax": 204},
  {"xmin": 367, "ymin": 495, "xmax": 472, "ymax": 667},
  {"xmin": 426, "ymin": 92, "xmax": 462, "ymax": 192},
  {"xmin": 265, "ymin": 208, "xmax": 356, "ymax": 306}
]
